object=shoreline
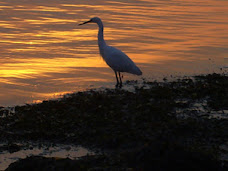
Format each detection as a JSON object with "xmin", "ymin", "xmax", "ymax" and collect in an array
[{"xmin": 1, "ymin": 72, "xmax": 228, "ymax": 170}]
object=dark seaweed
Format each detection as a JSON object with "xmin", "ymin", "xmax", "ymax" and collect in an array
[{"xmin": 1, "ymin": 73, "xmax": 228, "ymax": 170}]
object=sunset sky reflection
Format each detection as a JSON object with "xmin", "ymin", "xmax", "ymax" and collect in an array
[{"xmin": 0, "ymin": 0, "xmax": 227, "ymax": 106}]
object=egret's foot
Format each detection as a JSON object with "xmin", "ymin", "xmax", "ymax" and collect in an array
[
  {"xmin": 119, "ymin": 82, "xmax": 122, "ymax": 88},
  {"xmin": 115, "ymin": 82, "xmax": 122, "ymax": 88}
]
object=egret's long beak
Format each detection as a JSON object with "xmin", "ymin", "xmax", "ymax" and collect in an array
[{"xmin": 78, "ymin": 20, "xmax": 91, "ymax": 26}]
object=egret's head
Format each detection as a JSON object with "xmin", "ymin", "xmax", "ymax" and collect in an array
[{"xmin": 78, "ymin": 17, "xmax": 101, "ymax": 26}]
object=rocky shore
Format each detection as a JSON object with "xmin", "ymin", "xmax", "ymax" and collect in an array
[{"xmin": 1, "ymin": 73, "xmax": 228, "ymax": 170}]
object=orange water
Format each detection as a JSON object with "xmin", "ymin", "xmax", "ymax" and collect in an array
[{"xmin": 0, "ymin": 0, "xmax": 227, "ymax": 106}]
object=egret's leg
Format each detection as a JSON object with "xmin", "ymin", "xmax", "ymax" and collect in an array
[
  {"xmin": 115, "ymin": 71, "xmax": 119, "ymax": 87},
  {"xmin": 118, "ymin": 72, "xmax": 122, "ymax": 87}
]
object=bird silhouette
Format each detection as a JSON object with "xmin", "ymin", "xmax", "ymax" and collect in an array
[{"xmin": 79, "ymin": 17, "xmax": 142, "ymax": 87}]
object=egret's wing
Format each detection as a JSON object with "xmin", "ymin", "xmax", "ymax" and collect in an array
[{"xmin": 104, "ymin": 46, "xmax": 137, "ymax": 72}]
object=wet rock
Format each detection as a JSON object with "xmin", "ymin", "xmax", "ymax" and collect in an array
[
  {"xmin": 6, "ymin": 148, "xmax": 226, "ymax": 171},
  {"xmin": 1, "ymin": 73, "xmax": 228, "ymax": 170},
  {"xmin": 0, "ymin": 143, "xmax": 22, "ymax": 153}
]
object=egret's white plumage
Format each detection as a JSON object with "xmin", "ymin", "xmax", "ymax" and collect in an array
[{"xmin": 79, "ymin": 17, "xmax": 142, "ymax": 87}]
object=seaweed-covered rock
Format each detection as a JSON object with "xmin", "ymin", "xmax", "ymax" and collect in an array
[{"xmin": 1, "ymin": 73, "xmax": 228, "ymax": 170}]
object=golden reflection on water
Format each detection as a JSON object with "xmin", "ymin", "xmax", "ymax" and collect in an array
[
  {"xmin": 0, "ymin": 0, "xmax": 228, "ymax": 106},
  {"xmin": 1, "ymin": 57, "xmax": 106, "ymax": 78}
]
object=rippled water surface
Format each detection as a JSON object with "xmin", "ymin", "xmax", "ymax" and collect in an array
[{"xmin": 0, "ymin": 0, "xmax": 227, "ymax": 106}]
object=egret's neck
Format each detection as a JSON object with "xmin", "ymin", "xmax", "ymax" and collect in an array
[{"xmin": 97, "ymin": 21, "xmax": 106, "ymax": 48}]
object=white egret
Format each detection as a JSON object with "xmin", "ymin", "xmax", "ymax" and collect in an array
[{"xmin": 79, "ymin": 17, "xmax": 142, "ymax": 87}]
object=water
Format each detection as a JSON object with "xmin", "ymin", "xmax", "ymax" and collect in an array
[
  {"xmin": 0, "ymin": 142, "xmax": 94, "ymax": 170},
  {"xmin": 0, "ymin": 0, "xmax": 228, "ymax": 106}
]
